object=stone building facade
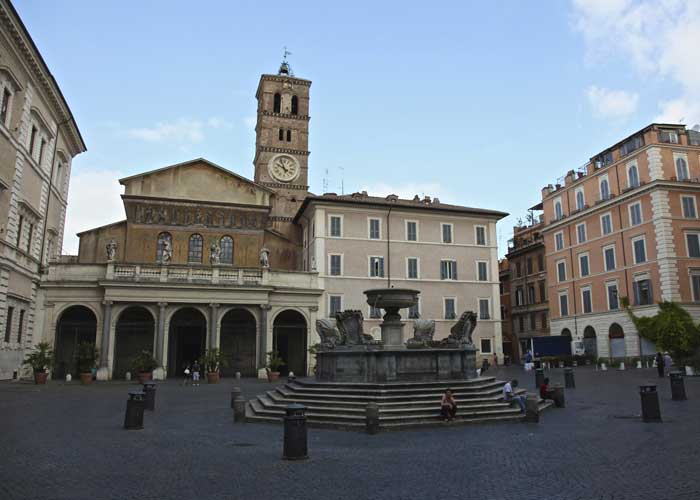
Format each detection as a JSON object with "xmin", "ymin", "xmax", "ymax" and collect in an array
[
  {"xmin": 0, "ymin": 0, "xmax": 86, "ymax": 379},
  {"xmin": 295, "ymin": 193, "xmax": 507, "ymax": 364},
  {"xmin": 542, "ymin": 123, "xmax": 700, "ymax": 359},
  {"xmin": 505, "ymin": 214, "xmax": 549, "ymax": 359}
]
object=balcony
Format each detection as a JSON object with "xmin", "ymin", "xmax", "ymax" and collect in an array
[{"xmin": 44, "ymin": 262, "xmax": 319, "ymax": 289}]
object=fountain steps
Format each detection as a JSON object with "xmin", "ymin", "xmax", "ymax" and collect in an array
[{"xmin": 245, "ymin": 378, "xmax": 550, "ymax": 430}]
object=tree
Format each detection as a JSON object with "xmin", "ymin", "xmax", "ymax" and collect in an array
[{"xmin": 622, "ymin": 299, "xmax": 700, "ymax": 362}]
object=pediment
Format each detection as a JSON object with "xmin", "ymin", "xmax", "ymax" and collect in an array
[{"xmin": 119, "ymin": 158, "xmax": 272, "ymax": 207}]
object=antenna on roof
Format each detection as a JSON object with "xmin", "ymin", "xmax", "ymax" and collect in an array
[
  {"xmin": 339, "ymin": 166, "xmax": 344, "ymax": 195},
  {"xmin": 323, "ymin": 168, "xmax": 329, "ymax": 194}
]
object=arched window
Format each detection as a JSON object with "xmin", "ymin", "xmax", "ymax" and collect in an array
[
  {"xmin": 628, "ymin": 165, "xmax": 639, "ymax": 188},
  {"xmin": 676, "ymin": 157, "xmax": 689, "ymax": 181},
  {"xmin": 291, "ymin": 95, "xmax": 298, "ymax": 115},
  {"xmin": 576, "ymin": 190, "xmax": 585, "ymax": 210},
  {"xmin": 600, "ymin": 179, "xmax": 609, "ymax": 200},
  {"xmin": 188, "ymin": 234, "xmax": 203, "ymax": 263},
  {"xmin": 273, "ymin": 93, "xmax": 281, "ymax": 113},
  {"xmin": 220, "ymin": 236, "xmax": 233, "ymax": 265},
  {"xmin": 554, "ymin": 201, "xmax": 562, "ymax": 220},
  {"xmin": 286, "ymin": 129, "xmax": 292, "ymax": 142},
  {"xmin": 156, "ymin": 232, "xmax": 172, "ymax": 263},
  {"xmin": 278, "ymin": 128, "xmax": 284, "ymax": 141}
]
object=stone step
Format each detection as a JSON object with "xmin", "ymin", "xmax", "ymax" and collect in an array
[
  {"xmin": 284, "ymin": 381, "xmax": 506, "ymax": 399},
  {"xmin": 291, "ymin": 377, "xmax": 498, "ymax": 391}
]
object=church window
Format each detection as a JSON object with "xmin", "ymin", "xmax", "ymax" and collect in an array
[
  {"xmin": 286, "ymin": 129, "xmax": 291, "ymax": 142},
  {"xmin": 156, "ymin": 232, "xmax": 172, "ymax": 263},
  {"xmin": 220, "ymin": 236, "xmax": 233, "ymax": 264},
  {"xmin": 188, "ymin": 234, "xmax": 203, "ymax": 263},
  {"xmin": 278, "ymin": 128, "xmax": 284, "ymax": 141},
  {"xmin": 291, "ymin": 95, "xmax": 298, "ymax": 115},
  {"xmin": 273, "ymin": 93, "xmax": 281, "ymax": 113}
]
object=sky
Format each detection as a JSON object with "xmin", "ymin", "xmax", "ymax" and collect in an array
[{"xmin": 12, "ymin": 0, "xmax": 700, "ymax": 255}]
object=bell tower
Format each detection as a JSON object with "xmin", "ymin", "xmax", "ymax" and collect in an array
[{"xmin": 253, "ymin": 57, "xmax": 311, "ymax": 242}]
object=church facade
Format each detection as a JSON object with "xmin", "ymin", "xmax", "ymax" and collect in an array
[{"xmin": 34, "ymin": 64, "xmax": 506, "ymax": 380}]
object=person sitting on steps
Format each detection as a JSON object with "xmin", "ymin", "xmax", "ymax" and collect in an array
[
  {"xmin": 441, "ymin": 389, "xmax": 457, "ymax": 422},
  {"xmin": 539, "ymin": 377, "xmax": 552, "ymax": 400},
  {"xmin": 503, "ymin": 379, "xmax": 526, "ymax": 413}
]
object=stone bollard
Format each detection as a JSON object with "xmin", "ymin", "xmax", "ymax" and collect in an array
[
  {"xmin": 670, "ymin": 372, "xmax": 687, "ymax": 401},
  {"xmin": 65, "ymin": 373, "xmax": 72, "ymax": 382},
  {"xmin": 639, "ymin": 384, "xmax": 661, "ymax": 422},
  {"xmin": 231, "ymin": 387, "xmax": 242, "ymax": 409},
  {"xmin": 535, "ymin": 368, "xmax": 544, "ymax": 389},
  {"xmin": 600, "ymin": 363, "xmax": 607, "ymax": 371},
  {"xmin": 233, "ymin": 397, "xmax": 247, "ymax": 423},
  {"xmin": 551, "ymin": 385, "xmax": 565, "ymax": 408},
  {"xmin": 524, "ymin": 393, "xmax": 539, "ymax": 423},
  {"xmin": 288, "ymin": 371, "xmax": 296, "ymax": 383},
  {"xmin": 125, "ymin": 371, "xmax": 131, "ymax": 381},
  {"xmin": 124, "ymin": 390, "xmax": 145, "ymax": 430},
  {"xmin": 235, "ymin": 371, "xmax": 241, "ymax": 380},
  {"xmin": 619, "ymin": 361, "xmax": 626, "ymax": 370},
  {"xmin": 283, "ymin": 404, "xmax": 308, "ymax": 460},
  {"xmin": 564, "ymin": 368, "xmax": 575, "ymax": 388},
  {"xmin": 143, "ymin": 381, "xmax": 156, "ymax": 411},
  {"xmin": 637, "ymin": 360, "xmax": 643, "ymax": 369},
  {"xmin": 366, "ymin": 402, "xmax": 380, "ymax": 435}
]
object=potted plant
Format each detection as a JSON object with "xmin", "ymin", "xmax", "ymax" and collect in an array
[
  {"xmin": 23, "ymin": 342, "xmax": 54, "ymax": 384},
  {"xmin": 131, "ymin": 350, "xmax": 158, "ymax": 383},
  {"xmin": 200, "ymin": 348, "xmax": 228, "ymax": 384},
  {"xmin": 76, "ymin": 342, "xmax": 98, "ymax": 385},
  {"xmin": 266, "ymin": 350, "xmax": 285, "ymax": 382}
]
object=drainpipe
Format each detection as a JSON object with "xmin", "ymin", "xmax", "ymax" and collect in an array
[{"xmin": 613, "ymin": 166, "xmax": 631, "ymax": 301}]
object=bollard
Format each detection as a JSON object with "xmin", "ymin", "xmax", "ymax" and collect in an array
[
  {"xmin": 231, "ymin": 387, "xmax": 242, "ymax": 408},
  {"xmin": 124, "ymin": 390, "xmax": 145, "ymax": 430},
  {"xmin": 564, "ymin": 368, "xmax": 575, "ymax": 388},
  {"xmin": 143, "ymin": 381, "xmax": 156, "ymax": 411},
  {"xmin": 551, "ymin": 385, "xmax": 565, "ymax": 408},
  {"xmin": 524, "ymin": 393, "xmax": 539, "ymax": 423},
  {"xmin": 283, "ymin": 404, "xmax": 308, "ymax": 460},
  {"xmin": 670, "ymin": 372, "xmax": 687, "ymax": 401},
  {"xmin": 535, "ymin": 368, "xmax": 544, "ymax": 389},
  {"xmin": 288, "ymin": 371, "xmax": 296, "ymax": 383},
  {"xmin": 366, "ymin": 402, "xmax": 380, "ymax": 434},
  {"xmin": 233, "ymin": 397, "xmax": 247, "ymax": 423},
  {"xmin": 235, "ymin": 371, "xmax": 241, "ymax": 380},
  {"xmin": 640, "ymin": 385, "xmax": 661, "ymax": 422}
]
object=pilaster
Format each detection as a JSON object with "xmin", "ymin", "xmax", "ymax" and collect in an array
[
  {"xmin": 650, "ymin": 189, "xmax": 681, "ymax": 301},
  {"xmin": 96, "ymin": 300, "xmax": 113, "ymax": 380}
]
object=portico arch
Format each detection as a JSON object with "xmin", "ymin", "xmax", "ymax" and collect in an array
[
  {"xmin": 220, "ymin": 308, "xmax": 257, "ymax": 377},
  {"xmin": 609, "ymin": 323, "xmax": 625, "ymax": 359},
  {"xmin": 583, "ymin": 326, "xmax": 597, "ymax": 358},
  {"xmin": 54, "ymin": 305, "xmax": 97, "ymax": 379},
  {"xmin": 167, "ymin": 307, "xmax": 207, "ymax": 377},
  {"xmin": 113, "ymin": 306, "xmax": 155, "ymax": 379},
  {"xmin": 272, "ymin": 309, "xmax": 307, "ymax": 376}
]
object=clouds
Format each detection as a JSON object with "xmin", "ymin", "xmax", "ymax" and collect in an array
[
  {"xmin": 63, "ymin": 169, "xmax": 125, "ymax": 254},
  {"xmin": 586, "ymin": 86, "xmax": 639, "ymax": 118},
  {"xmin": 128, "ymin": 116, "xmax": 232, "ymax": 143},
  {"xmin": 573, "ymin": 0, "xmax": 700, "ymax": 124}
]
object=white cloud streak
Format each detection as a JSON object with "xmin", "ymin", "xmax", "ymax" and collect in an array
[
  {"xmin": 128, "ymin": 116, "xmax": 233, "ymax": 143},
  {"xmin": 586, "ymin": 85, "xmax": 639, "ymax": 118},
  {"xmin": 573, "ymin": 0, "xmax": 700, "ymax": 124}
]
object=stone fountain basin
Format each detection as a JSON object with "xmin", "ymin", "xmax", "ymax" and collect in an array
[{"xmin": 364, "ymin": 288, "xmax": 420, "ymax": 310}]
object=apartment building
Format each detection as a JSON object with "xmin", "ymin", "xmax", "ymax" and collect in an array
[
  {"xmin": 0, "ymin": 0, "xmax": 86, "ymax": 379},
  {"xmin": 295, "ymin": 193, "xmax": 507, "ymax": 363},
  {"xmin": 505, "ymin": 213, "xmax": 549, "ymax": 359},
  {"xmin": 498, "ymin": 258, "xmax": 515, "ymax": 363},
  {"xmin": 542, "ymin": 123, "xmax": 700, "ymax": 359}
]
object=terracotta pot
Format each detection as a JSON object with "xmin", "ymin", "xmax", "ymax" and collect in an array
[
  {"xmin": 267, "ymin": 371, "xmax": 280, "ymax": 382},
  {"xmin": 137, "ymin": 371, "xmax": 152, "ymax": 384},
  {"xmin": 34, "ymin": 371, "xmax": 48, "ymax": 385},
  {"xmin": 206, "ymin": 371, "xmax": 220, "ymax": 384},
  {"xmin": 80, "ymin": 373, "xmax": 93, "ymax": 385}
]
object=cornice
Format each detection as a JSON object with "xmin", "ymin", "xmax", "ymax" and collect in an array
[
  {"xmin": 259, "ymin": 74, "xmax": 311, "ymax": 87},
  {"xmin": 258, "ymin": 181, "xmax": 308, "ymax": 191},
  {"xmin": 257, "ymin": 146, "xmax": 310, "ymax": 156},
  {"xmin": 260, "ymin": 111, "xmax": 310, "ymax": 121}
]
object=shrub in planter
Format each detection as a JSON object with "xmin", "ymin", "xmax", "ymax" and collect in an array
[
  {"xmin": 23, "ymin": 342, "xmax": 54, "ymax": 384},
  {"xmin": 76, "ymin": 342, "xmax": 98, "ymax": 385},
  {"xmin": 200, "ymin": 348, "xmax": 229, "ymax": 383},
  {"xmin": 131, "ymin": 350, "xmax": 158, "ymax": 383},
  {"xmin": 266, "ymin": 351, "xmax": 285, "ymax": 381}
]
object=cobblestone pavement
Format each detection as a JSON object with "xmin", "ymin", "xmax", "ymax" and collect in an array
[{"xmin": 0, "ymin": 366, "xmax": 699, "ymax": 500}]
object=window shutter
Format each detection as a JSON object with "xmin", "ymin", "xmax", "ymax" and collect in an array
[
  {"xmin": 440, "ymin": 262, "xmax": 446, "ymax": 280},
  {"xmin": 453, "ymin": 262, "xmax": 458, "ymax": 280},
  {"xmin": 633, "ymin": 282, "xmax": 640, "ymax": 305}
]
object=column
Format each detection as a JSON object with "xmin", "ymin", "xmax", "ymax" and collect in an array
[
  {"xmin": 156, "ymin": 302, "xmax": 167, "ymax": 365},
  {"xmin": 96, "ymin": 300, "xmax": 112, "ymax": 381},
  {"xmin": 209, "ymin": 303, "xmax": 220, "ymax": 350},
  {"xmin": 259, "ymin": 305, "xmax": 271, "ymax": 373}
]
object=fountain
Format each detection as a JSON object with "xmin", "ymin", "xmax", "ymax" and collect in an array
[{"xmin": 314, "ymin": 288, "xmax": 477, "ymax": 382}]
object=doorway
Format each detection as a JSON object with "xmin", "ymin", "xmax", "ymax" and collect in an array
[
  {"xmin": 273, "ymin": 310, "xmax": 307, "ymax": 376},
  {"xmin": 168, "ymin": 308, "xmax": 207, "ymax": 377}
]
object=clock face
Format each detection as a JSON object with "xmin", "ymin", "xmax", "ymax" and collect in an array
[{"xmin": 268, "ymin": 154, "xmax": 299, "ymax": 182}]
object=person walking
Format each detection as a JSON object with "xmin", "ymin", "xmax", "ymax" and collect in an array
[
  {"xmin": 655, "ymin": 352, "xmax": 664, "ymax": 378},
  {"xmin": 440, "ymin": 389, "xmax": 457, "ymax": 422},
  {"xmin": 493, "ymin": 353, "xmax": 499, "ymax": 368},
  {"xmin": 481, "ymin": 358, "xmax": 490, "ymax": 376},
  {"xmin": 192, "ymin": 360, "xmax": 201, "ymax": 386},
  {"xmin": 663, "ymin": 352, "xmax": 673, "ymax": 377},
  {"xmin": 182, "ymin": 362, "xmax": 191, "ymax": 386}
]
